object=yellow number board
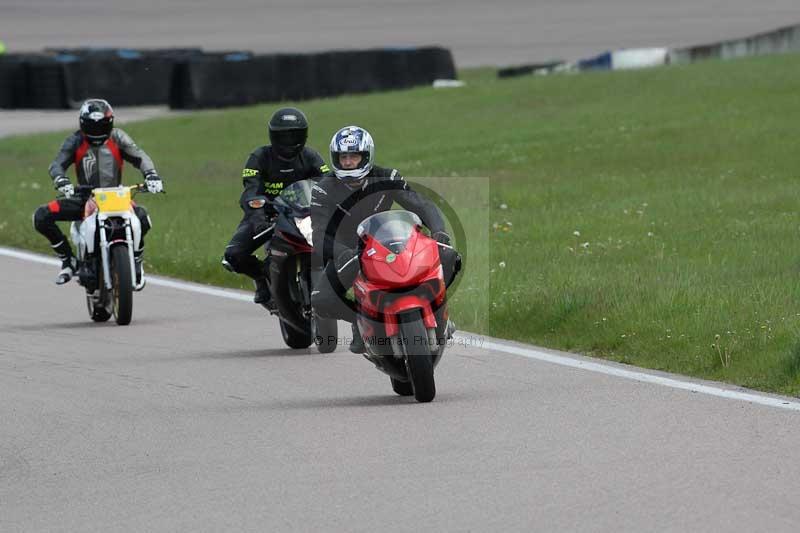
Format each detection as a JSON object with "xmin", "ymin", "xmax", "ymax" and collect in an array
[{"xmin": 93, "ymin": 188, "xmax": 132, "ymax": 213}]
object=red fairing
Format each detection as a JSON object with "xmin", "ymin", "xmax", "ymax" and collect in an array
[
  {"xmin": 277, "ymin": 229, "xmax": 313, "ymax": 253},
  {"xmin": 355, "ymin": 229, "xmax": 446, "ymax": 337},
  {"xmin": 383, "ymin": 295, "xmax": 438, "ymax": 337},
  {"xmin": 360, "ymin": 230, "xmax": 441, "ymax": 288}
]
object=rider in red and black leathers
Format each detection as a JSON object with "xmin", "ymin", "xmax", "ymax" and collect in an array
[
  {"xmin": 32, "ymin": 99, "xmax": 162, "ymax": 284},
  {"xmin": 222, "ymin": 107, "xmax": 330, "ymax": 306},
  {"xmin": 310, "ymin": 126, "xmax": 460, "ymax": 352}
]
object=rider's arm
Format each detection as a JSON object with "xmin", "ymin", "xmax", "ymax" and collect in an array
[
  {"xmin": 113, "ymin": 129, "xmax": 157, "ymax": 176},
  {"xmin": 239, "ymin": 152, "xmax": 271, "ymax": 219},
  {"xmin": 389, "ymin": 171, "xmax": 447, "ymax": 236},
  {"xmin": 48, "ymin": 133, "xmax": 80, "ymax": 182},
  {"xmin": 303, "ymin": 149, "xmax": 332, "ymax": 180}
]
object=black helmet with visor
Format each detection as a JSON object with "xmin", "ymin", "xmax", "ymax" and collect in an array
[{"xmin": 268, "ymin": 107, "xmax": 308, "ymax": 160}]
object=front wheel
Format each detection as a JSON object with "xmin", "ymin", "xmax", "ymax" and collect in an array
[
  {"xmin": 110, "ymin": 245, "xmax": 133, "ymax": 326},
  {"xmin": 399, "ymin": 313, "xmax": 436, "ymax": 402}
]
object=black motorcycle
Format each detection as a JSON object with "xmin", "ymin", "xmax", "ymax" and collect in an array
[{"xmin": 265, "ymin": 179, "xmax": 337, "ymax": 351}]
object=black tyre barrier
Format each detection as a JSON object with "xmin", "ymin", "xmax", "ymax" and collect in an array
[
  {"xmin": 409, "ymin": 46, "xmax": 457, "ymax": 84},
  {"xmin": 0, "ymin": 56, "xmax": 28, "ymax": 108},
  {"xmin": 374, "ymin": 49, "xmax": 413, "ymax": 90},
  {"xmin": 275, "ymin": 53, "xmax": 318, "ymax": 101},
  {"xmin": 497, "ymin": 60, "xmax": 564, "ymax": 79},
  {"xmin": 60, "ymin": 55, "xmax": 175, "ymax": 107},
  {"xmin": 1, "ymin": 46, "xmax": 456, "ymax": 109},
  {"xmin": 311, "ymin": 51, "xmax": 339, "ymax": 98},
  {"xmin": 317, "ymin": 50, "xmax": 384, "ymax": 96},
  {"xmin": 26, "ymin": 57, "xmax": 69, "ymax": 109},
  {"xmin": 169, "ymin": 55, "xmax": 281, "ymax": 109},
  {"xmin": 45, "ymin": 47, "xmax": 205, "ymax": 59}
]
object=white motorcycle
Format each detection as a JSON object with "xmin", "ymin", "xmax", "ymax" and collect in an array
[{"xmin": 69, "ymin": 184, "xmax": 153, "ymax": 325}]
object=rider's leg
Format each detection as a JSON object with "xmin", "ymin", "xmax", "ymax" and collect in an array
[
  {"xmin": 32, "ymin": 198, "xmax": 84, "ymax": 284},
  {"xmin": 439, "ymin": 246, "xmax": 461, "ymax": 338},
  {"xmin": 132, "ymin": 205, "xmax": 151, "ymax": 284},
  {"xmin": 311, "ymin": 260, "xmax": 362, "ymax": 352},
  {"xmin": 222, "ymin": 217, "xmax": 273, "ymax": 304}
]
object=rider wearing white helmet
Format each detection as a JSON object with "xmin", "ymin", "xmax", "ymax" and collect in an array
[{"xmin": 310, "ymin": 125, "xmax": 459, "ymax": 353}]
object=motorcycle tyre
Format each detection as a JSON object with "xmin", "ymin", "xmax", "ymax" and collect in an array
[
  {"xmin": 280, "ymin": 317, "xmax": 313, "ymax": 349},
  {"xmin": 315, "ymin": 315, "xmax": 338, "ymax": 353},
  {"xmin": 399, "ymin": 313, "xmax": 436, "ymax": 403},
  {"xmin": 111, "ymin": 245, "xmax": 133, "ymax": 326}
]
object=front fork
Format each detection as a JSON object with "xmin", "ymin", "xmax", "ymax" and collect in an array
[{"xmin": 98, "ymin": 216, "xmax": 140, "ymax": 290}]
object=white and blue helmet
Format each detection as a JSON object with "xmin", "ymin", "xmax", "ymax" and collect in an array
[{"xmin": 329, "ymin": 126, "xmax": 374, "ymax": 184}]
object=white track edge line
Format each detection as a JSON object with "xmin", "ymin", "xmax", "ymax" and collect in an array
[{"xmin": 3, "ymin": 245, "xmax": 800, "ymax": 412}]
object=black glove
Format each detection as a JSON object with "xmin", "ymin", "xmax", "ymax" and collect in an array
[
  {"xmin": 432, "ymin": 231, "xmax": 452, "ymax": 246},
  {"xmin": 53, "ymin": 175, "xmax": 74, "ymax": 197},
  {"xmin": 250, "ymin": 215, "xmax": 273, "ymax": 239}
]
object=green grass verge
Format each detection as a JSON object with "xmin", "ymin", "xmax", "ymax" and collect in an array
[{"xmin": 2, "ymin": 54, "xmax": 800, "ymax": 394}]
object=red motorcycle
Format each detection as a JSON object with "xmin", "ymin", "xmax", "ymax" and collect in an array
[{"xmin": 352, "ymin": 210, "xmax": 450, "ymax": 402}]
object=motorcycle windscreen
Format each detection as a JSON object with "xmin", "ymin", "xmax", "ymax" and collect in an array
[
  {"xmin": 357, "ymin": 210, "xmax": 422, "ymax": 254},
  {"xmin": 272, "ymin": 179, "xmax": 313, "ymax": 216}
]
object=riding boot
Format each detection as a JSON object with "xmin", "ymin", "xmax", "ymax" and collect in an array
[
  {"xmin": 53, "ymin": 240, "xmax": 76, "ymax": 285},
  {"xmin": 133, "ymin": 250, "xmax": 145, "ymax": 290},
  {"xmin": 254, "ymin": 278, "xmax": 274, "ymax": 310}
]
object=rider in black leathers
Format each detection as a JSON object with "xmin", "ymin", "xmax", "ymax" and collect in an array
[
  {"xmin": 222, "ymin": 107, "xmax": 330, "ymax": 307},
  {"xmin": 310, "ymin": 125, "xmax": 460, "ymax": 353}
]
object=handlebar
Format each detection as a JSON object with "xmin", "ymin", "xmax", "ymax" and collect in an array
[{"xmin": 64, "ymin": 183, "xmax": 161, "ymax": 199}]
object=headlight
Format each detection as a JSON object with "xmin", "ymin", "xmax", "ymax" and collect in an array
[{"xmin": 295, "ymin": 216, "xmax": 313, "ymax": 246}]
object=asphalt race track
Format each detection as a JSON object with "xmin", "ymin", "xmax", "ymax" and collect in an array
[
  {"xmin": 0, "ymin": 107, "xmax": 183, "ymax": 138},
  {"xmin": 3, "ymin": 251, "xmax": 800, "ymax": 531},
  {"xmin": 1, "ymin": 0, "xmax": 799, "ymax": 67}
]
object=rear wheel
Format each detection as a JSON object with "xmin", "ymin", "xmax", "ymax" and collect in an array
[
  {"xmin": 110, "ymin": 245, "xmax": 133, "ymax": 326},
  {"xmin": 280, "ymin": 318, "xmax": 313, "ymax": 349},
  {"xmin": 314, "ymin": 315, "xmax": 338, "ymax": 353},
  {"xmin": 399, "ymin": 313, "xmax": 436, "ymax": 403}
]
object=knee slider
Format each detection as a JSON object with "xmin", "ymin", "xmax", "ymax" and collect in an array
[
  {"xmin": 222, "ymin": 250, "xmax": 243, "ymax": 273},
  {"xmin": 32, "ymin": 206, "xmax": 51, "ymax": 231}
]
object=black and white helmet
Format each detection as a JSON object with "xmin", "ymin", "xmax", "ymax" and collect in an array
[
  {"xmin": 329, "ymin": 126, "xmax": 374, "ymax": 184},
  {"xmin": 79, "ymin": 98, "xmax": 114, "ymax": 145}
]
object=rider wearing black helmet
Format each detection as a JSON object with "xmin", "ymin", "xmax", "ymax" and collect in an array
[
  {"xmin": 222, "ymin": 107, "xmax": 331, "ymax": 307},
  {"xmin": 32, "ymin": 98, "xmax": 163, "ymax": 285}
]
